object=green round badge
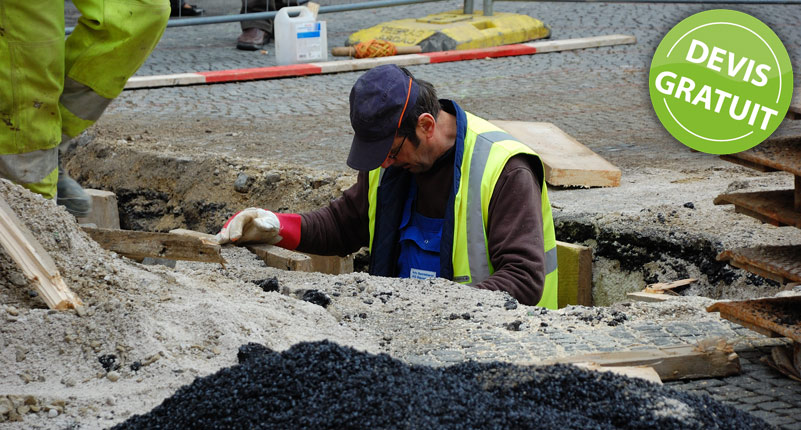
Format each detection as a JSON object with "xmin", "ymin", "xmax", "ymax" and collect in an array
[{"xmin": 649, "ymin": 9, "xmax": 793, "ymax": 154}]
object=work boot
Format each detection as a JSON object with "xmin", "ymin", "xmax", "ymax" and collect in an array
[
  {"xmin": 56, "ymin": 164, "xmax": 92, "ymax": 218},
  {"xmin": 237, "ymin": 28, "xmax": 269, "ymax": 51}
]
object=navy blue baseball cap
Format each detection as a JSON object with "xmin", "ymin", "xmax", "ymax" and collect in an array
[{"xmin": 347, "ymin": 64, "xmax": 419, "ymax": 171}]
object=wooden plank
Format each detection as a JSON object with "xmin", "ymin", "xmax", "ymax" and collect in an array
[
  {"xmin": 626, "ymin": 292, "xmax": 672, "ymax": 303},
  {"xmin": 169, "ymin": 229, "xmax": 353, "ymax": 274},
  {"xmin": 489, "ymin": 121, "xmax": 621, "ymax": 188},
  {"xmin": 169, "ymin": 228, "xmax": 216, "ymax": 241},
  {"xmin": 645, "ymin": 278, "xmax": 696, "ymax": 292},
  {"xmin": 714, "ymin": 190, "xmax": 801, "ymax": 227},
  {"xmin": 546, "ymin": 344, "xmax": 741, "ymax": 381},
  {"xmin": 555, "ymin": 241, "xmax": 592, "ymax": 307},
  {"xmin": 719, "ymin": 154, "xmax": 778, "ymax": 172},
  {"xmin": 0, "ymin": 197, "xmax": 82, "ymax": 310},
  {"xmin": 717, "ymin": 246, "xmax": 801, "ymax": 284},
  {"xmin": 720, "ymin": 137, "xmax": 801, "ymax": 176},
  {"xmin": 246, "ymin": 243, "xmax": 314, "ymax": 272},
  {"xmin": 247, "ymin": 244, "xmax": 354, "ymax": 274},
  {"xmin": 76, "ymin": 189, "xmax": 120, "ymax": 229},
  {"xmin": 573, "ymin": 362, "xmax": 662, "ymax": 384},
  {"xmin": 83, "ymin": 227, "xmax": 225, "ymax": 264}
]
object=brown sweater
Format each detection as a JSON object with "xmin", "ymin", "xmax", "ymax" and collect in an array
[{"xmin": 296, "ymin": 147, "xmax": 547, "ymax": 306}]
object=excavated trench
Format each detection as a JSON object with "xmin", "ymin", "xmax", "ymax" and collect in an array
[{"xmin": 62, "ymin": 137, "xmax": 786, "ymax": 307}]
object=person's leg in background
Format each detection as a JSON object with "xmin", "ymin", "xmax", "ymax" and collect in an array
[
  {"xmin": 169, "ymin": 0, "xmax": 204, "ymax": 17},
  {"xmin": 237, "ymin": 0, "xmax": 308, "ymax": 50},
  {"xmin": 237, "ymin": 0, "xmax": 271, "ymax": 50},
  {"xmin": 0, "ymin": 1, "xmax": 64, "ymax": 202},
  {"xmin": 59, "ymin": 0, "xmax": 169, "ymax": 216}
]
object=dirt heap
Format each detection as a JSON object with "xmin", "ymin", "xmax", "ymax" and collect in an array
[
  {"xmin": 113, "ymin": 340, "xmax": 770, "ymax": 430},
  {"xmin": 0, "ymin": 179, "xmax": 373, "ymax": 429},
  {"xmin": 0, "ymin": 178, "xmax": 784, "ymax": 429}
]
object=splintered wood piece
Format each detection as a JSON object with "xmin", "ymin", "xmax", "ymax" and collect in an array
[
  {"xmin": 0, "ymin": 196, "xmax": 82, "ymax": 310},
  {"xmin": 489, "ymin": 121, "xmax": 621, "ymax": 188},
  {"xmin": 626, "ymin": 292, "xmax": 673, "ymax": 303},
  {"xmin": 644, "ymin": 278, "xmax": 696, "ymax": 293},
  {"xmin": 83, "ymin": 227, "xmax": 225, "ymax": 264},
  {"xmin": 547, "ymin": 344, "xmax": 741, "ymax": 381}
]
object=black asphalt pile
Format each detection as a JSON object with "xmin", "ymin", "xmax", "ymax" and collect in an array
[{"xmin": 113, "ymin": 341, "xmax": 770, "ymax": 430}]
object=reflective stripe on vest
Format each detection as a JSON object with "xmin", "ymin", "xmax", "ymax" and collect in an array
[
  {"xmin": 464, "ymin": 130, "xmax": 502, "ymax": 284},
  {"xmin": 454, "ymin": 113, "xmax": 558, "ymax": 309},
  {"xmin": 60, "ymin": 77, "xmax": 113, "ymax": 122},
  {"xmin": 0, "ymin": 146, "xmax": 59, "ymax": 184}
]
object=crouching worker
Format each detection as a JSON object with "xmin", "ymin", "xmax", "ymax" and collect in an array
[{"xmin": 216, "ymin": 64, "xmax": 558, "ymax": 308}]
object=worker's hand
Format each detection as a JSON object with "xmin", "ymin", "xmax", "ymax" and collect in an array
[{"xmin": 215, "ymin": 208, "xmax": 283, "ymax": 245}]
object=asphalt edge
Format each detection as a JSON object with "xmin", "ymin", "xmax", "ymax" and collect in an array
[{"xmin": 125, "ymin": 34, "xmax": 636, "ymax": 90}]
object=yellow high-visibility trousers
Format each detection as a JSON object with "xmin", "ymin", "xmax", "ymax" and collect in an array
[{"xmin": 0, "ymin": 0, "xmax": 168, "ymax": 199}]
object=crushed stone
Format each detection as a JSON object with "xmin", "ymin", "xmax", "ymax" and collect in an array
[{"xmin": 113, "ymin": 340, "xmax": 771, "ymax": 430}]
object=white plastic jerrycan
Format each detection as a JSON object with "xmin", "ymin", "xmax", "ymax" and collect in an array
[{"xmin": 274, "ymin": 6, "xmax": 328, "ymax": 66}]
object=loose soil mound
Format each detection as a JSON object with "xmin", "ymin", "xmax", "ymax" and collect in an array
[{"xmin": 114, "ymin": 340, "xmax": 770, "ymax": 430}]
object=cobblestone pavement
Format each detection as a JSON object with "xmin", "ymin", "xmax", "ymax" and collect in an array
[
  {"xmin": 262, "ymin": 266, "xmax": 801, "ymax": 430},
  {"xmin": 65, "ymin": 1, "xmax": 801, "ymax": 427}
]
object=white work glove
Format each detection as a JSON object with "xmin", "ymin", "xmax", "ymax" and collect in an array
[{"xmin": 215, "ymin": 208, "xmax": 282, "ymax": 245}]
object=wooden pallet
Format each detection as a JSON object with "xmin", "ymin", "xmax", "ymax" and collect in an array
[
  {"xmin": 714, "ymin": 190, "xmax": 801, "ymax": 227},
  {"xmin": 716, "ymin": 138, "xmax": 801, "ymax": 282},
  {"xmin": 717, "ymin": 245, "xmax": 801, "ymax": 283},
  {"xmin": 708, "ymin": 296, "xmax": 801, "ymax": 343},
  {"xmin": 724, "ymin": 137, "xmax": 801, "ymax": 176}
]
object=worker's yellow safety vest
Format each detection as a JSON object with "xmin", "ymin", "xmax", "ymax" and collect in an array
[{"xmin": 367, "ymin": 111, "xmax": 558, "ymax": 309}]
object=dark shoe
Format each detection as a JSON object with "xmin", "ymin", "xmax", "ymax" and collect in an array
[
  {"xmin": 56, "ymin": 168, "xmax": 92, "ymax": 218},
  {"xmin": 237, "ymin": 28, "xmax": 269, "ymax": 51},
  {"xmin": 171, "ymin": 3, "xmax": 204, "ymax": 17}
]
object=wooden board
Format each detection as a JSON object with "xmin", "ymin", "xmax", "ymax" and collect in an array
[
  {"xmin": 626, "ymin": 292, "xmax": 673, "ymax": 303},
  {"xmin": 0, "ymin": 197, "xmax": 82, "ymax": 310},
  {"xmin": 246, "ymin": 244, "xmax": 354, "ymax": 275},
  {"xmin": 170, "ymin": 229, "xmax": 353, "ymax": 275},
  {"xmin": 489, "ymin": 121, "xmax": 621, "ymax": 188},
  {"xmin": 246, "ymin": 243, "xmax": 314, "ymax": 272},
  {"xmin": 555, "ymin": 241, "xmax": 592, "ymax": 307},
  {"xmin": 84, "ymin": 228, "xmax": 225, "ymax": 264},
  {"xmin": 76, "ymin": 189, "xmax": 120, "ymax": 229},
  {"xmin": 573, "ymin": 363, "xmax": 662, "ymax": 384},
  {"xmin": 720, "ymin": 136, "xmax": 801, "ymax": 176},
  {"xmin": 545, "ymin": 344, "xmax": 740, "ymax": 381},
  {"xmin": 717, "ymin": 245, "xmax": 801, "ymax": 284},
  {"xmin": 714, "ymin": 190, "xmax": 801, "ymax": 227},
  {"xmin": 708, "ymin": 296, "xmax": 801, "ymax": 343}
]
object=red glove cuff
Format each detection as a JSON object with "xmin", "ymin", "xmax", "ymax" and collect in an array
[{"xmin": 274, "ymin": 213, "xmax": 301, "ymax": 250}]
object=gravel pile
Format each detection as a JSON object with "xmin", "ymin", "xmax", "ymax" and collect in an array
[{"xmin": 114, "ymin": 341, "xmax": 771, "ymax": 430}]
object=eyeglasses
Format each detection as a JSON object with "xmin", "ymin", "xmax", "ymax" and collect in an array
[{"xmin": 387, "ymin": 135, "xmax": 407, "ymax": 160}]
